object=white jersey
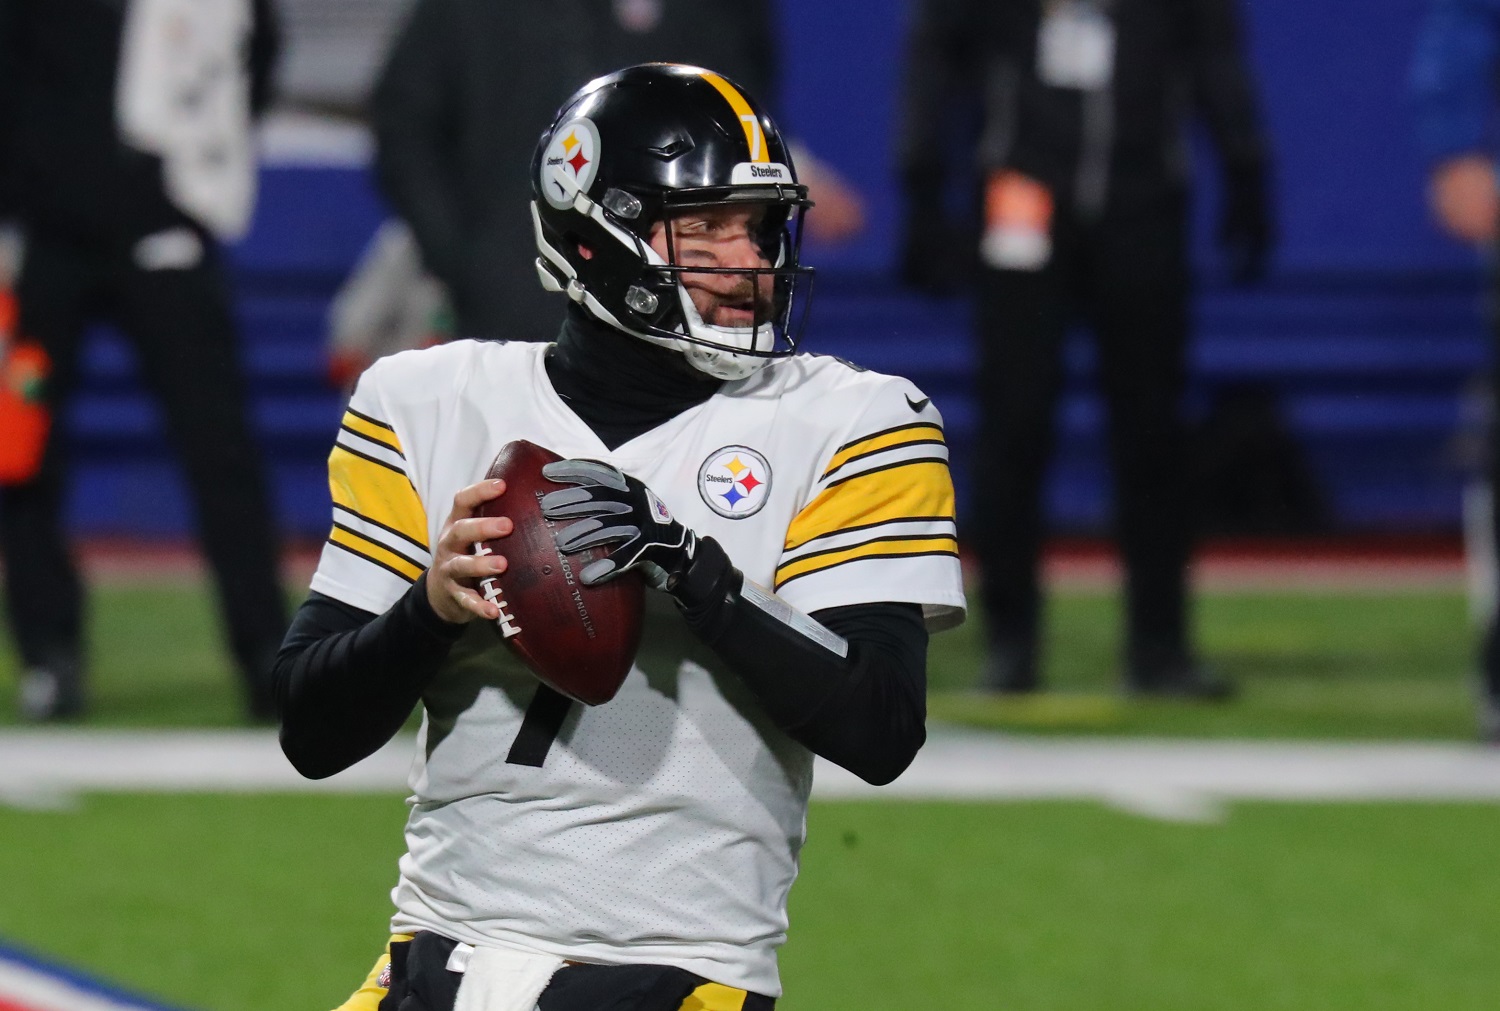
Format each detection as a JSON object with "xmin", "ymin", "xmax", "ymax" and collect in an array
[{"xmin": 309, "ymin": 340, "xmax": 966, "ymax": 996}]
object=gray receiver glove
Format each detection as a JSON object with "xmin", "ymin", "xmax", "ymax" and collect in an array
[{"xmin": 539, "ymin": 459, "xmax": 700, "ymax": 590}]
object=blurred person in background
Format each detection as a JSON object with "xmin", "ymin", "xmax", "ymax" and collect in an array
[
  {"xmin": 369, "ymin": 0, "xmax": 864, "ymax": 345},
  {"xmin": 257, "ymin": 0, "xmax": 452, "ymax": 390},
  {"xmin": 325, "ymin": 218, "xmax": 453, "ymax": 393},
  {"xmin": 1412, "ymin": 0, "xmax": 1500, "ymax": 742},
  {"xmin": 897, "ymin": 0, "xmax": 1273, "ymax": 697},
  {"xmin": 0, "ymin": 0, "xmax": 288, "ymax": 722}
]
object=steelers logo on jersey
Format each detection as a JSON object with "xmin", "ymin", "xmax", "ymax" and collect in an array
[{"xmin": 698, "ymin": 445, "xmax": 772, "ymax": 519}]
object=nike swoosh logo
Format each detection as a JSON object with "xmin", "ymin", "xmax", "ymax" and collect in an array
[{"xmin": 906, "ymin": 395, "xmax": 930, "ymax": 413}]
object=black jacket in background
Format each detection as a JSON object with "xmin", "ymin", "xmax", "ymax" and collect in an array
[
  {"xmin": 896, "ymin": 0, "xmax": 1269, "ymax": 220},
  {"xmin": 369, "ymin": 0, "xmax": 775, "ymax": 342},
  {"xmin": 0, "ymin": 0, "xmax": 280, "ymax": 238}
]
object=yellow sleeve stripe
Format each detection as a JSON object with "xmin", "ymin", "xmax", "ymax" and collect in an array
[
  {"xmin": 335, "ymin": 503, "xmax": 430, "ymax": 553},
  {"xmin": 786, "ymin": 460, "xmax": 955, "ymax": 550},
  {"xmin": 823, "ymin": 422, "xmax": 945, "ymax": 478},
  {"xmin": 332, "ymin": 521, "xmax": 426, "ymax": 571},
  {"xmin": 786, "ymin": 514, "xmax": 956, "ymax": 552},
  {"xmin": 826, "ymin": 454, "xmax": 950, "ymax": 490},
  {"xmin": 342, "ymin": 408, "xmax": 403, "ymax": 455},
  {"xmin": 775, "ymin": 535, "xmax": 960, "ymax": 588},
  {"xmin": 679, "ymin": 980, "xmax": 750, "ymax": 1011},
  {"xmin": 329, "ymin": 445, "xmax": 428, "ymax": 549},
  {"xmin": 328, "ymin": 526, "xmax": 424, "ymax": 583}
]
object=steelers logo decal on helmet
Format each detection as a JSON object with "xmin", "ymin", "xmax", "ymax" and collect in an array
[
  {"xmin": 699, "ymin": 446, "xmax": 772, "ymax": 519},
  {"xmin": 541, "ymin": 118, "xmax": 602, "ymax": 210}
]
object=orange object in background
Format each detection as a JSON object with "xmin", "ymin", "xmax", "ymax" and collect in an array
[
  {"xmin": 0, "ymin": 288, "xmax": 51, "ymax": 485},
  {"xmin": 980, "ymin": 170, "xmax": 1056, "ymax": 271},
  {"xmin": 984, "ymin": 169, "xmax": 1054, "ymax": 233}
]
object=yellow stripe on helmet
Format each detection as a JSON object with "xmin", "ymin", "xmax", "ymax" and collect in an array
[{"xmin": 699, "ymin": 71, "xmax": 769, "ymax": 163}]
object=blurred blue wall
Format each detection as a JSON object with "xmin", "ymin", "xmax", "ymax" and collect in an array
[
  {"xmin": 61, "ymin": 0, "xmax": 1491, "ymax": 541},
  {"xmin": 775, "ymin": 0, "xmax": 1478, "ymax": 276}
]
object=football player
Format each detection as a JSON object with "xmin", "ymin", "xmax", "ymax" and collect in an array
[{"xmin": 277, "ymin": 64, "xmax": 966, "ymax": 1011}]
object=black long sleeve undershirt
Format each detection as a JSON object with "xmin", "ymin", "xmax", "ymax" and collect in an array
[
  {"xmin": 758, "ymin": 598, "xmax": 927, "ymax": 785},
  {"xmin": 671, "ymin": 535, "xmax": 929, "ymax": 784},
  {"xmin": 274, "ymin": 566, "xmax": 928, "ymax": 784},
  {"xmin": 274, "ymin": 575, "xmax": 464, "ymax": 779}
]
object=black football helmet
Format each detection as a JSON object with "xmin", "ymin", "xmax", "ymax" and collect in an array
[{"xmin": 532, "ymin": 63, "xmax": 813, "ymax": 380}]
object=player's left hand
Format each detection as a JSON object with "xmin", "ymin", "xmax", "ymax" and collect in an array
[{"xmin": 539, "ymin": 459, "xmax": 698, "ymax": 590}]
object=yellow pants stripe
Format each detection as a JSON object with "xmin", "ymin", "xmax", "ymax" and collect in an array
[
  {"xmin": 680, "ymin": 980, "xmax": 749, "ymax": 1011},
  {"xmin": 331, "ymin": 935, "xmax": 413, "ymax": 1011}
]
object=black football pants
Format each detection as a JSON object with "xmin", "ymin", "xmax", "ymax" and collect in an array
[
  {"xmin": 379, "ymin": 933, "xmax": 776, "ymax": 1011},
  {"xmin": 971, "ymin": 197, "xmax": 1193, "ymax": 676},
  {"xmin": 0, "ymin": 221, "xmax": 288, "ymax": 713}
]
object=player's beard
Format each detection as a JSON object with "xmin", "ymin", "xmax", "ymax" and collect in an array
[{"xmin": 685, "ymin": 275, "xmax": 776, "ymax": 329}]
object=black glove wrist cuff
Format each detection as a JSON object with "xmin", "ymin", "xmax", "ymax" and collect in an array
[{"xmin": 669, "ymin": 535, "xmax": 739, "ymax": 626}]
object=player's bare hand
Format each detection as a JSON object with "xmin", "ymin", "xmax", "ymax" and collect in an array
[{"xmin": 426, "ymin": 479, "xmax": 513, "ymax": 624}]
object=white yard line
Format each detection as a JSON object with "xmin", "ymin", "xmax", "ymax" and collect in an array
[
  {"xmin": 3, "ymin": 727, "xmax": 1500, "ymax": 822},
  {"xmin": 815, "ymin": 730, "xmax": 1500, "ymax": 821},
  {"xmin": 0, "ymin": 729, "xmax": 411, "ymax": 809}
]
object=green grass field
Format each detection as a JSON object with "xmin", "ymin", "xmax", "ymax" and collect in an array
[
  {"xmin": 2, "ymin": 795, "xmax": 1498, "ymax": 1010},
  {"xmin": 0, "ymin": 581, "xmax": 1478, "ymax": 738},
  {"xmin": 0, "ymin": 580, "xmax": 1493, "ymax": 1009},
  {"xmin": 926, "ymin": 588, "xmax": 1478, "ymax": 739}
]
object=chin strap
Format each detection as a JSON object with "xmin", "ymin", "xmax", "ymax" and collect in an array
[{"xmin": 672, "ymin": 286, "xmax": 775, "ymax": 381}]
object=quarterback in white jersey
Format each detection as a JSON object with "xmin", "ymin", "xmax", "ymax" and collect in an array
[{"xmin": 280, "ymin": 65, "xmax": 964, "ymax": 1011}]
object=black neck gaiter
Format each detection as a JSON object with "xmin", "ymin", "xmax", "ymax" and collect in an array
[{"xmin": 544, "ymin": 308, "xmax": 724, "ymax": 450}]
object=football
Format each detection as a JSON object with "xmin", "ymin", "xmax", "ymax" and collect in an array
[{"xmin": 474, "ymin": 439, "xmax": 645, "ymax": 705}]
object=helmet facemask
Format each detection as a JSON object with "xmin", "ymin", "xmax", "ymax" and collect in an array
[
  {"xmin": 632, "ymin": 196, "xmax": 813, "ymax": 380},
  {"xmin": 535, "ymin": 189, "xmax": 813, "ymax": 381}
]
